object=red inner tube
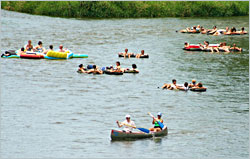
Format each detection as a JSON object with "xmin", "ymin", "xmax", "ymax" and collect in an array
[{"xmin": 20, "ymin": 54, "xmax": 44, "ymax": 59}]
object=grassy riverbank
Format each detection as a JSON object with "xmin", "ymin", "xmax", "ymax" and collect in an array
[{"xmin": 1, "ymin": 1, "xmax": 249, "ymax": 18}]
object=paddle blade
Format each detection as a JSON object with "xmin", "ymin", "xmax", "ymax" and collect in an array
[{"xmin": 137, "ymin": 128, "xmax": 150, "ymax": 134}]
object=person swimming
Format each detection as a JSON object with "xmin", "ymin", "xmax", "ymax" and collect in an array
[
  {"xmin": 77, "ymin": 64, "xmax": 87, "ymax": 73},
  {"xmin": 87, "ymin": 65, "xmax": 103, "ymax": 74},
  {"xmin": 136, "ymin": 50, "xmax": 145, "ymax": 58},
  {"xmin": 125, "ymin": 64, "xmax": 139, "ymax": 73},
  {"xmin": 230, "ymin": 43, "xmax": 242, "ymax": 52}
]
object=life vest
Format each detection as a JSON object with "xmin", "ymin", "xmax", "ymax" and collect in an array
[{"xmin": 154, "ymin": 119, "xmax": 163, "ymax": 127}]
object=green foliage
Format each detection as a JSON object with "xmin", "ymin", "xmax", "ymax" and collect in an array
[{"xmin": 1, "ymin": 1, "xmax": 249, "ymax": 18}]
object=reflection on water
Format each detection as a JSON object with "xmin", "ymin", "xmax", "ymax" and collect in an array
[{"xmin": 0, "ymin": 10, "xmax": 249, "ymax": 158}]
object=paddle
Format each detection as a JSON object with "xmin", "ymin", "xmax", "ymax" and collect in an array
[
  {"xmin": 118, "ymin": 121, "xmax": 150, "ymax": 134},
  {"xmin": 148, "ymin": 112, "xmax": 164, "ymax": 129}
]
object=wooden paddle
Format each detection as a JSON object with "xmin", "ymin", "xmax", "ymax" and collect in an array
[
  {"xmin": 118, "ymin": 121, "xmax": 150, "ymax": 134},
  {"xmin": 148, "ymin": 112, "xmax": 164, "ymax": 129}
]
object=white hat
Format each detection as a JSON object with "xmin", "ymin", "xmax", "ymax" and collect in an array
[
  {"xmin": 157, "ymin": 112, "xmax": 162, "ymax": 116},
  {"xmin": 125, "ymin": 114, "xmax": 131, "ymax": 118}
]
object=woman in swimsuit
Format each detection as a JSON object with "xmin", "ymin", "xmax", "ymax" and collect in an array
[
  {"xmin": 34, "ymin": 41, "xmax": 46, "ymax": 53},
  {"xmin": 25, "ymin": 40, "xmax": 34, "ymax": 52}
]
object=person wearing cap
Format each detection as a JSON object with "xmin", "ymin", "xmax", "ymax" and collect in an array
[
  {"xmin": 116, "ymin": 114, "xmax": 136, "ymax": 133},
  {"xmin": 189, "ymin": 79, "xmax": 197, "ymax": 88},
  {"xmin": 149, "ymin": 112, "xmax": 164, "ymax": 132},
  {"xmin": 34, "ymin": 41, "xmax": 46, "ymax": 53}
]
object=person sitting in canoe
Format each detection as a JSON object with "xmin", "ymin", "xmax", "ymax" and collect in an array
[
  {"xmin": 230, "ymin": 43, "xmax": 242, "ymax": 52},
  {"xmin": 87, "ymin": 65, "xmax": 103, "ymax": 74},
  {"xmin": 34, "ymin": 41, "xmax": 46, "ymax": 53},
  {"xmin": 149, "ymin": 112, "xmax": 164, "ymax": 132},
  {"xmin": 188, "ymin": 79, "xmax": 197, "ymax": 88},
  {"xmin": 124, "ymin": 64, "xmax": 139, "ymax": 73},
  {"xmin": 136, "ymin": 50, "xmax": 145, "ymax": 58},
  {"xmin": 77, "ymin": 64, "xmax": 87, "ymax": 73},
  {"xmin": 116, "ymin": 114, "xmax": 136, "ymax": 133},
  {"xmin": 177, "ymin": 82, "xmax": 189, "ymax": 91},
  {"xmin": 24, "ymin": 40, "xmax": 34, "ymax": 52}
]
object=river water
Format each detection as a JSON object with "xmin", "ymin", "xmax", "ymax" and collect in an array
[{"xmin": 0, "ymin": 10, "xmax": 249, "ymax": 158}]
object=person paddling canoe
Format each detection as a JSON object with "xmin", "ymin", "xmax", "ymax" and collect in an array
[
  {"xmin": 149, "ymin": 112, "xmax": 164, "ymax": 132},
  {"xmin": 116, "ymin": 114, "xmax": 136, "ymax": 133}
]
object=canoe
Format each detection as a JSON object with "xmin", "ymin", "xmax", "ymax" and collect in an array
[
  {"xmin": 111, "ymin": 126, "xmax": 168, "ymax": 141},
  {"xmin": 72, "ymin": 54, "xmax": 88, "ymax": 58}
]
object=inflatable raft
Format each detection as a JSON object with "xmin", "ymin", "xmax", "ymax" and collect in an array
[
  {"xmin": 45, "ymin": 50, "xmax": 73, "ymax": 59},
  {"xmin": 19, "ymin": 52, "xmax": 44, "ymax": 59},
  {"xmin": 72, "ymin": 54, "xmax": 88, "ymax": 58},
  {"xmin": 1, "ymin": 55, "xmax": 20, "ymax": 58},
  {"xmin": 118, "ymin": 53, "xmax": 149, "ymax": 58},
  {"xmin": 111, "ymin": 126, "xmax": 168, "ymax": 141}
]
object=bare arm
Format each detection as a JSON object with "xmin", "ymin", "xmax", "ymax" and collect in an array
[{"xmin": 116, "ymin": 121, "xmax": 122, "ymax": 128}]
